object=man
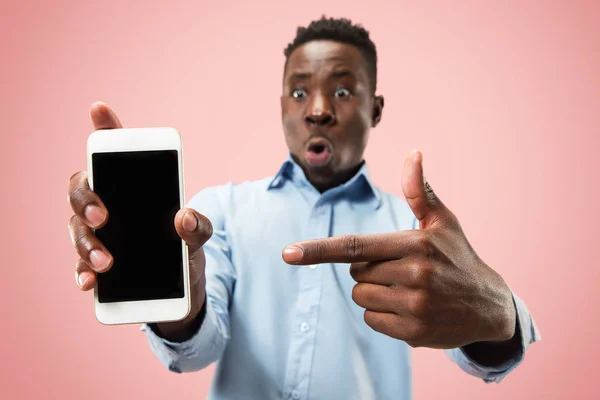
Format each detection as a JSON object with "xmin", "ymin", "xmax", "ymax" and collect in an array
[{"xmin": 68, "ymin": 17, "xmax": 539, "ymax": 400}]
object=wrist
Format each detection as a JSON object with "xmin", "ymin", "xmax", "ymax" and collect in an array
[
  {"xmin": 476, "ymin": 273, "xmax": 516, "ymax": 343},
  {"xmin": 490, "ymin": 288, "xmax": 517, "ymax": 343},
  {"xmin": 462, "ymin": 300, "xmax": 522, "ymax": 366},
  {"xmin": 152, "ymin": 281, "xmax": 206, "ymax": 342}
]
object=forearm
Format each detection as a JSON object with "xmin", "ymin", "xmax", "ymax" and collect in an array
[{"xmin": 144, "ymin": 187, "xmax": 235, "ymax": 372}]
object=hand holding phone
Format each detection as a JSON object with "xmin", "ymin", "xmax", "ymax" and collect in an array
[{"xmin": 67, "ymin": 103, "xmax": 212, "ymax": 331}]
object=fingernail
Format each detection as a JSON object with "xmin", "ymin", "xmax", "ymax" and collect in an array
[
  {"xmin": 183, "ymin": 211, "xmax": 198, "ymax": 232},
  {"xmin": 283, "ymin": 246, "xmax": 303, "ymax": 263},
  {"xmin": 85, "ymin": 205, "xmax": 106, "ymax": 227},
  {"xmin": 89, "ymin": 250, "xmax": 110, "ymax": 272},
  {"xmin": 411, "ymin": 149, "xmax": 422, "ymax": 162},
  {"xmin": 78, "ymin": 272, "xmax": 92, "ymax": 288}
]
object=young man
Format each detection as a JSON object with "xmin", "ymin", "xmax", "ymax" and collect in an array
[{"xmin": 68, "ymin": 17, "xmax": 539, "ymax": 400}]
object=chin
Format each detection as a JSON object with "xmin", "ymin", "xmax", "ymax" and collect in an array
[{"xmin": 303, "ymin": 159, "xmax": 335, "ymax": 173}]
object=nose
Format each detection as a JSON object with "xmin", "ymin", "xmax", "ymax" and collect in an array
[{"xmin": 305, "ymin": 93, "xmax": 335, "ymax": 126}]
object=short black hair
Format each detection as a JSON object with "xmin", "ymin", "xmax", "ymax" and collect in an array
[{"xmin": 284, "ymin": 16, "xmax": 378, "ymax": 93}]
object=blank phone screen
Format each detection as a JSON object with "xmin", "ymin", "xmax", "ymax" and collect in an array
[{"xmin": 92, "ymin": 150, "xmax": 184, "ymax": 303}]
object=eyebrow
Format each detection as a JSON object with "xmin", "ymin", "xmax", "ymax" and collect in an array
[
  {"xmin": 330, "ymin": 70, "xmax": 354, "ymax": 79},
  {"xmin": 289, "ymin": 72, "xmax": 312, "ymax": 81},
  {"xmin": 287, "ymin": 69, "xmax": 356, "ymax": 81}
]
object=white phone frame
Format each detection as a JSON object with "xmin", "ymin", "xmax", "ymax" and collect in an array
[{"xmin": 87, "ymin": 127, "xmax": 190, "ymax": 325}]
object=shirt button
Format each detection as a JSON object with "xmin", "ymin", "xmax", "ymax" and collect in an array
[
  {"xmin": 300, "ymin": 322, "xmax": 310, "ymax": 332},
  {"xmin": 309, "ymin": 264, "xmax": 316, "ymax": 270},
  {"xmin": 291, "ymin": 390, "xmax": 300, "ymax": 399}
]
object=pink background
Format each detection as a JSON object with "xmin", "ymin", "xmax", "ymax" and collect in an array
[{"xmin": 2, "ymin": 0, "xmax": 599, "ymax": 399}]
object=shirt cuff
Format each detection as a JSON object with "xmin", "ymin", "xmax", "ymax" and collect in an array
[
  {"xmin": 140, "ymin": 299, "xmax": 226, "ymax": 373},
  {"xmin": 446, "ymin": 292, "xmax": 541, "ymax": 383}
]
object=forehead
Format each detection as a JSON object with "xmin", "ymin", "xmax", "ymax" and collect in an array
[{"xmin": 285, "ymin": 40, "xmax": 369, "ymax": 80}]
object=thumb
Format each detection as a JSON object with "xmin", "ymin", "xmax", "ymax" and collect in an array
[
  {"xmin": 174, "ymin": 208, "xmax": 213, "ymax": 255},
  {"xmin": 401, "ymin": 150, "xmax": 451, "ymax": 228}
]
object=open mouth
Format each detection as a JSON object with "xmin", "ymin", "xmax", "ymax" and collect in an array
[{"xmin": 305, "ymin": 138, "xmax": 333, "ymax": 167}]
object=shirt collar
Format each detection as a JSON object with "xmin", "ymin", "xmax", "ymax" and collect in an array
[{"xmin": 267, "ymin": 154, "xmax": 382, "ymax": 209}]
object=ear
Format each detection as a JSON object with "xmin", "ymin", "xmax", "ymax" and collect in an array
[{"xmin": 371, "ymin": 95, "xmax": 384, "ymax": 127}]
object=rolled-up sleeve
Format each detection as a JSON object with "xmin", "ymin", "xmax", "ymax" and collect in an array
[
  {"xmin": 445, "ymin": 292, "xmax": 541, "ymax": 383},
  {"xmin": 140, "ymin": 184, "xmax": 236, "ymax": 373}
]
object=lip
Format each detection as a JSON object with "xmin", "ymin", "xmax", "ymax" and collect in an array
[{"xmin": 304, "ymin": 136, "xmax": 334, "ymax": 167}]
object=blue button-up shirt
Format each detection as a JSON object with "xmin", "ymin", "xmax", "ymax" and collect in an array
[{"xmin": 142, "ymin": 156, "xmax": 540, "ymax": 400}]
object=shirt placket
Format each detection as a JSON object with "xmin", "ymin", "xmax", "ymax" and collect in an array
[{"xmin": 282, "ymin": 199, "xmax": 331, "ymax": 400}]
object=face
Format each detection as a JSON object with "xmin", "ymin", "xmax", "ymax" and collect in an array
[{"xmin": 281, "ymin": 40, "xmax": 384, "ymax": 192}]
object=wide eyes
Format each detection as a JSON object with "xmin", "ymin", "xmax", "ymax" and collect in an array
[
  {"xmin": 290, "ymin": 87, "xmax": 352, "ymax": 100},
  {"xmin": 334, "ymin": 88, "xmax": 350, "ymax": 98},
  {"xmin": 291, "ymin": 88, "xmax": 307, "ymax": 99}
]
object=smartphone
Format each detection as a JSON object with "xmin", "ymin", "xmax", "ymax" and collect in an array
[{"xmin": 86, "ymin": 127, "xmax": 190, "ymax": 325}]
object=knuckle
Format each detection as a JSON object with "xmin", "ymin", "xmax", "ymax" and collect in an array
[
  {"xmin": 351, "ymin": 283, "xmax": 370, "ymax": 305},
  {"xmin": 408, "ymin": 291, "xmax": 429, "ymax": 317},
  {"xmin": 69, "ymin": 186, "xmax": 90, "ymax": 209},
  {"xmin": 351, "ymin": 284, "xmax": 361, "ymax": 303},
  {"xmin": 69, "ymin": 171, "xmax": 86, "ymax": 185},
  {"xmin": 73, "ymin": 231, "xmax": 90, "ymax": 251},
  {"xmin": 312, "ymin": 241, "xmax": 328, "ymax": 263},
  {"xmin": 68, "ymin": 214, "xmax": 80, "ymax": 230},
  {"xmin": 363, "ymin": 310, "xmax": 378, "ymax": 328},
  {"xmin": 349, "ymin": 262, "xmax": 364, "ymax": 282},
  {"xmin": 68, "ymin": 215, "xmax": 83, "ymax": 242},
  {"xmin": 416, "ymin": 231, "xmax": 436, "ymax": 257},
  {"xmin": 412, "ymin": 263, "xmax": 434, "ymax": 289},
  {"xmin": 345, "ymin": 235, "xmax": 364, "ymax": 260},
  {"xmin": 349, "ymin": 264, "xmax": 358, "ymax": 281},
  {"xmin": 70, "ymin": 222, "xmax": 91, "ymax": 251},
  {"xmin": 416, "ymin": 230, "xmax": 431, "ymax": 247}
]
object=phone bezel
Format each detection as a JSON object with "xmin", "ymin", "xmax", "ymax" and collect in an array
[{"xmin": 87, "ymin": 127, "xmax": 190, "ymax": 325}]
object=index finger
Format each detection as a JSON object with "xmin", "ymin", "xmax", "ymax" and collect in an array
[
  {"xmin": 68, "ymin": 171, "xmax": 108, "ymax": 228},
  {"xmin": 282, "ymin": 232, "xmax": 421, "ymax": 265}
]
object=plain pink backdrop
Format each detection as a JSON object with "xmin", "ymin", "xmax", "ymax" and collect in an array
[{"xmin": 2, "ymin": 0, "xmax": 599, "ymax": 399}]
